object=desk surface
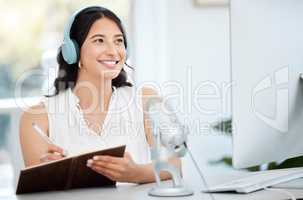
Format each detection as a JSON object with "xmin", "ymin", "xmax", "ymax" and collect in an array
[
  {"xmin": 1, "ymin": 177, "xmax": 303, "ymax": 200},
  {"xmin": 2, "ymin": 134, "xmax": 303, "ymax": 200}
]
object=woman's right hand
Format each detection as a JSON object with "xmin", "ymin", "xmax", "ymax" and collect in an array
[{"xmin": 39, "ymin": 144, "xmax": 66, "ymax": 163}]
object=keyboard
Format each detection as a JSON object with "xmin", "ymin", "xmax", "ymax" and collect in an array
[{"xmin": 203, "ymin": 167, "xmax": 303, "ymax": 193}]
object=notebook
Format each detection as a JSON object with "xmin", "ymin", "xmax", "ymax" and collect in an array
[{"xmin": 16, "ymin": 145, "xmax": 126, "ymax": 194}]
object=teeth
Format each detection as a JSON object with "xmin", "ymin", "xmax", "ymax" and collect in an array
[{"xmin": 101, "ymin": 61, "xmax": 116, "ymax": 65}]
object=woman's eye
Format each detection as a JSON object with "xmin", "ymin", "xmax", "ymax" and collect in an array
[
  {"xmin": 116, "ymin": 38, "xmax": 124, "ymax": 44},
  {"xmin": 94, "ymin": 38, "xmax": 104, "ymax": 43}
]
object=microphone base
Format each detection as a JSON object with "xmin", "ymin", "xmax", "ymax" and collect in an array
[{"xmin": 148, "ymin": 187, "xmax": 194, "ymax": 197}]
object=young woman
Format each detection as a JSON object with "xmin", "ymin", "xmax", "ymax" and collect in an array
[{"xmin": 19, "ymin": 6, "xmax": 181, "ymax": 184}]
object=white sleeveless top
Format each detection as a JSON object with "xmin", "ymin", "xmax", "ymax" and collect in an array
[{"xmin": 42, "ymin": 86, "xmax": 151, "ymax": 165}]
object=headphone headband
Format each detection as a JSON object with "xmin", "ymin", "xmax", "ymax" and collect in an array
[
  {"xmin": 62, "ymin": 6, "xmax": 105, "ymax": 64},
  {"xmin": 63, "ymin": 6, "xmax": 105, "ymax": 44}
]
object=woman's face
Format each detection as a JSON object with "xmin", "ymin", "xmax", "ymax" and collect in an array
[{"xmin": 80, "ymin": 17, "xmax": 126, "ymax": 80}]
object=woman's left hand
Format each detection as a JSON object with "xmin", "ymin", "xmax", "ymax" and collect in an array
[{"xmin": 87, "ymin": 152, "xmax": 141, "ymax": 183}]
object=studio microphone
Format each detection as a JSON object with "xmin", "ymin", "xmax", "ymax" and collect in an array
[
  {"xmin": 146, "ymin": 97, "xmax": 194, "ymax": 197},
  {"xmin": 146, "ymin": 97, "xmax": 188, "ymax": 157},
  {"xmin": 146, "ymin": 97, "xmax": 215, "ymax": 199}
]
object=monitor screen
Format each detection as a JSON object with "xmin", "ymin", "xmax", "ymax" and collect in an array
[{"xmin": 230, "ymin": 0, "xmax": 303, "ymax": 168}]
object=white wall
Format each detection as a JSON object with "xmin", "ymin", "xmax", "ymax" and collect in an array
[
  {"xmin": 131, "ymin": 0, "xmax": 233, "ymax": 180},
  {"xmin": 132, "ymin": 0, "xmax": 231, "ymax": 128},
  {"xmin": 131, "ymin": 0, "xmax": 169, "ymax": 85}
]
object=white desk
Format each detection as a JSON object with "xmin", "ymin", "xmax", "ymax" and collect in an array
[{"xmin": 1, "ymin": 177, "xmax": 303, "ymax": 200}]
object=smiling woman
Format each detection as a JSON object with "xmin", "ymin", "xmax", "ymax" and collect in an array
[
  {"xmin": 0, "ymin": 1, "xmax": 132, "ymax": 176},
  {"xmin": 77, "ymin": 18, "xmax": 128, "ymax": 82},
  {"xmin": 54, "ymin": 6, "xmax": 132, "ymax": 96},
  {"xmin": 19, "ymin": 5, "xmax": 181, "ymax": 185}
]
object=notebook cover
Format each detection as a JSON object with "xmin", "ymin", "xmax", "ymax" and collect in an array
[{"xmin": 16, "ymin": 145, "xmax": 126, "ymax": 194}]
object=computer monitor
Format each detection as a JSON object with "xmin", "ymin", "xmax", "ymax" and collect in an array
[{"xmin": 230, "ymin": 0, "xmax": 303, "ymax": 169}]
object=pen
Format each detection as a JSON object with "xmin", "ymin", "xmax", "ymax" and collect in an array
[{"xmin": 32, "ymin": 122, "xmax": 68, "ymax": 157}]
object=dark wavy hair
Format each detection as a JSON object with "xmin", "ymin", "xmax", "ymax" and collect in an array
[{"xmin": 49, "ymin": 6, "xmax": 132, "ymax": 96}]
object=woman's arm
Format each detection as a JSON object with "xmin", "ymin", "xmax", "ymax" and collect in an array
[{"xmin": 19, "ymin": 103, "xmax": 65, "ymax": 167}]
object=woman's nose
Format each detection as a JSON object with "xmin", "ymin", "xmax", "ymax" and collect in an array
[{"xmin": 104, "ymin": 43, "xmax": 118, "ymax": 55}]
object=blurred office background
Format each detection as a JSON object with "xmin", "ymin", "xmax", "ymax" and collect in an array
[{"xmin": 0, "ymin": 0, "xmax": 232, "ymax": 193}]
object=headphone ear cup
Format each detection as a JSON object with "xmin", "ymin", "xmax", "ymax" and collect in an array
[
  {"xmin": 71, "ymin": 39, "xmax": 80, "ymax": 62},
  {"xmin": 62, "ymin": 39, "xmax": 79, "ymax": 64}
]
